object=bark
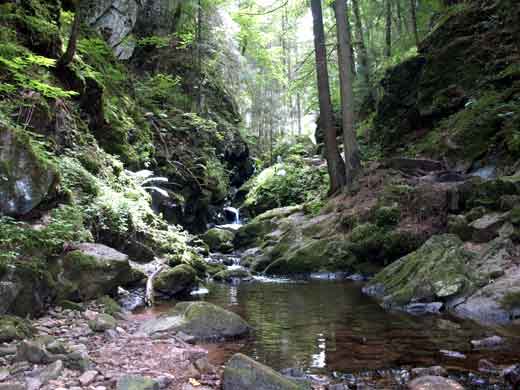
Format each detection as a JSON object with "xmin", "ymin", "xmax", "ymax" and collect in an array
[
  {"xmin": 351, "ymin": 0, "xmax": 372, "ymax": 93},
  {"xmin": 410, "ymin": 0, "xmax": 419, "ymax": 47},
  {"xmin": 385, "ymin": 0, "xmax": 392, "ymax": 57},
  {"xmin": 58, "ymin": 0, "xmax": 81, "ymax": 68},
  {"xmin": 334, "ymin": 0, "xmax": 362, "ymax": 191},
  {"xmin": 311, "ymin": 0, "xmax": 346, "ymax": 194},
  {"xmin": 196, "ymin": 0, "xmax": 203, "ymax": 113}
]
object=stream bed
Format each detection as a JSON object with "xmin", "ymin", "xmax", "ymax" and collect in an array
[{"xmin": 136, "ymin": 277, "xmax": 520, "ymax": 387}]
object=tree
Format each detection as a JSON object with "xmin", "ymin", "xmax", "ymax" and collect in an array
[
  {"xmin": 311, "ymin": 0, "xmax": 346, "ymax": 194},
  {"xmin": 410, "ymin": 0, "xmax": 419, "ymax": 47},
  {"xmin": 351, "ymin": 0, "xmax": 372, "ymax": 96},
  {"xmin": 334, "ymin": 0, "xmax": 361, "ymax": 191},
  {"xmin": 58, "ymin": 0, "xmax": 81, "ymax": 68},
  {"xmin": 385, "ymin": 0, "xmax": 392, "ymax": 57}
]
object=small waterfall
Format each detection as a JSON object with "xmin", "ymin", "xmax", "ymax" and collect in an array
[{"xmin": 224, "ymin": 206, "xmax": 241, "ymax": 225}]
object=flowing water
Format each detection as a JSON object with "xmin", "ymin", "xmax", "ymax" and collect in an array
[{"xmin": 137, "ymin": 277, "xmax": 520, "ymax": 387}]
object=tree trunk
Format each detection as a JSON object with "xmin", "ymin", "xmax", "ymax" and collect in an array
[
  {"xmin": 58, "ymin": 0, "xmax": 81, "ymax": 68},
  {"xmin": 385, "ymin": 0, "xmax": 392, "ymax": 58},
  {"xmin": 410, "ymin": 0, "xmax": 419, "ymax": 47},
  {"xmin": 334, "ymin": 0, "xmax": 362, "ymax": 192},
  {"xmin": 196, "ymin": 0, "xmax": 203, "ymax": 113},
  {"xmin": 311, "ymin": 0, "xmax": 346, "ymax": 194},
  {"xmin": 351, "ymin": 0, "xmax": 372, "ymax": 94}
]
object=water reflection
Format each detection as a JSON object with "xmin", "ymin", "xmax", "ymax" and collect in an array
[{"xmin": 197, "ymin": 280, "xmax": 520, "ymax": 374}]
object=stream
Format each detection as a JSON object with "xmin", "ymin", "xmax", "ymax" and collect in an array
[{"xmin": 135, "ymin": 271, "xmax": 520, "ymax": 388}]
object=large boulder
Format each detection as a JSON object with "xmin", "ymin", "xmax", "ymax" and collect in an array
[
  {"xmin": 0, "ymin": 127, "xmax": 58, "ymax": 216},
  {"xmin": 223, "ymin": 353, "xmax": 304, "ymax": 390},
  {"xmin": 0, "ymin": 316, "xmax": 34, "ymax": 343},
  {"xmin": 201, "ymin": 228, "xmax": 235, "ymax": 253},
  {"xmin": 364, "ymin": 235, "xmax": 476, "ymax": 308},
  {"xmin": 153, "ymin": 264, "xmax": 197, "ymax": 297},
  {"xmin": 139, "ymin": 302, "xmax": 250, "ymax": 339},
  {"xmin": 59, "ymin": 243, "xmax": 144, "ymax": 301},
  {"xmin": 116, "ymin": 375, "xmax": 159, "ymax": 390}
]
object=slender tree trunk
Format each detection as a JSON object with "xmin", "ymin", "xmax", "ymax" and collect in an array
[
  {"xmin": 385, "ymin": 0, "xmax": 392, "ymax": 58},
  {"xmin": 334, "ymin": 0, "xmax": 362, "ymax": 191},
  {"xmin": 396, "ymin": 0, "xmax": 403, "ymax": 37},
  {"xmin": 295, "ymin": 42, "xmax": 303, "ymax": 135},
  {"xmin": 410, "ymin": 0, "xmax": 419, "ymax": 47},
  {"xmin": 351, "ymin": 0, "xmax": 371, "ymax": 94},
  {"xmin": 196, "ymin": 0, "xmax": 203, "ymax": 113},
  {"xmin": 311, "ymin": 0, "xmax": 346, "ymax": 194},
  {"xmin": 58, "ymin": 0, "xmax": 81, "ymax": 68}
]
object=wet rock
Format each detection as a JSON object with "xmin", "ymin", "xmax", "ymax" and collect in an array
[
  {"xmin": 503, "ymin": 365, "xmax": 520, "ymax": 389},
  {"xmin": 439, "ymin": 350, "xmax": 466, "ymax": 359},
  {"xmin": 154, "ymin": 264, "xmax": 197, "ymax": 297},
  {"xmin": 213, "ymin": 268, "xmax": 252, "ymax": 282},
  {"xmin": 407, "ymin": 376, "xmax": 464, "ymax": 390},
  {"xmin": 0, "ymin": 126, "xmax": 58, "ymax": 216},
  {"xmin": 116, "ymin": 375, "xmax": 159, "ymax": 390},
  {"xmin": 140, "ymin": 302, "xmax": 250, "ymax": 340},
  {"xmin": 411, "ymin": 366, "xmax": 448, "ymax": 378},
  {"xmin": 88, "ymin": 313, "xmax": 117, "ymax": 332},
  {"xmin": 405, "ymin": 302, "xmax": 443, "ymax": 315},
  {"xmin": 60, "ymin": 243, "xmax": 144, "ymax": 301},
  {"xmin": 470, "ymin": 335, "xmax": 504, "ymax": 350},
  {"xmin": 223, "ymin": 353, "xmax": 303, "ymax": 390},
  {"xmin": 478, "ymin": 359, "xmax": 499, "ymax": 374},
  {"xmin": 201, "ymin": 228, "xmax": 235, "ymax": 253}
]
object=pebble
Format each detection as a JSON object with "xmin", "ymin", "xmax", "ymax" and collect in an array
[{"xmin": 78, "ymin": 369, "xmax": 98, "ymax": 386}]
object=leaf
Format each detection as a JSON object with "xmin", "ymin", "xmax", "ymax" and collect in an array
[{"xmin": 188, "ymin": 378, "xmax": 201, "ymax": 386}]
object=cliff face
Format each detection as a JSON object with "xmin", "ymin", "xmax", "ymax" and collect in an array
[{"xmin": 374, "ymin": 0, "xmax": 520, "ymax": 172}]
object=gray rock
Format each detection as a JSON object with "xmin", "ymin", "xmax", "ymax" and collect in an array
[
  {"xmin": 0, "ymin": 384, "xmax": 27, "ymax": 390},
  {"xmin": 154, "ymin": 265, "xmax": 197, "ymax": 297},
  {"xmin": 469, "ymin": 212, "xmax": 510, "ymax": 243},
  {"xmin": 503, "ymin": 365, "xmax": 520, "ymax": 389},
  {"xmin": 470, "ymin": 335, "xmax": 504, "ymax": 349},
  {"xmin": 78, "ymin": 370, "xmax": 98, "ymax": 386},
  {"xmin": 223, "ymin": 353, "xmax": 303, "ymax": 390},
  {"xmin": 405, "ymin": 302, "xmax": 443, "ymax": 315},
  {"xmin": 140, "ymin": 302, "xmax": 249, "ymax": 340},
  {"xmin": 407, "ymin": 376, "xmax": 464, "ymax": 390},
  {"xmin": 0, "ymin": 127, "xmax": 57, "ymax": 216},
  {"xmin": 116, "ymin": 375, "xmax": 159, "ymax": 390},
  {"xmin": 88, "ymin": 314, "xmax": 117, "ymax": 332},
  {"xmin": 15, "ymin": 340, "xmax": 52, "ymax": 364},
  {"xmin": 411, "ymin": 366, "xmax": 448, "ymax": 378}
]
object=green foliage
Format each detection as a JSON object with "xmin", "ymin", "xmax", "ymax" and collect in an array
[
  {"xmin": 243, "ymin": 159, "xmax": 328, "ymax": 216},
  {"xmin": 500, "ymin": 291, "xmax": 520, "ymax": 310},
  {"xmin": 135, "ymin": 73, "xmax": 183, "ymax": 109}
]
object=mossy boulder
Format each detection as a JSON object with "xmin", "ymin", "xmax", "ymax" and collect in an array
[
  {"xmin": 447, "ymin": 214, "xmax": 472, "ymax": 241},
  {"xmin": 214, "ymin": 268, "xmax": 252, "ymax": 282},
  {"xmin": 59, "ymin": 243, "xmax": 143, "ymax": 301},
  {"xmin": 88, "ymin": 313, "xmax": 117, "ymax": 332},
  {"xmin": 365, "ymin": 235, "xmax": 476, "ymax": 307},
  {"xmin": 139, "ymin": 302, "xmax": 250, "ymax": 340},
  {"xmin": 0, "ymin": 315, "xmax": 34, "ymax": 343},
  {"xmin": 234, "ymin": 219, "xmax": 275, "ymax": 249},
  {"xmin": 223, "ymin": 353, "xmax": 305, "ymax": 390},
  {"xmin": 116, "ymin": 374, "xmax": 159, "ymax": 390},
  {"xmin": 0, "ymin": 127, "xmax": 58, "ymax": 216},
  {"xmin": 153, "ymin": 264, "xmax": 197, "ymax": 297},
  {"xmin": 201, "ymin": 228, "xmax": 235, "ymax": 253}
]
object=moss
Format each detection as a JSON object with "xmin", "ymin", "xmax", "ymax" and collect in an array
[
  {"xmin": 501, "ymin": 291, "xmax": 520, "ymax": 310},
  {"xmin": 370, "ymin": 235, "xmax": 475, "ymax": 306},
  {"xmin": 374, "ymin": 205, "xmax": 401, "ymax": 227},
  {"xmin": 201, "ymin": 228, "xmax": 235, "ymax": 253},
  {"xmin": 154, "ymin": 264, "xmax": 197, "ymax": 296},
  {"xmin": 0, "ymin": 315, "xmax": 34, "ymax": 342},
  {"xmin": 510, "ymin": 207, "xmax": 520, "ymax": 226},
  {"xmin": 98, "ymin": 295, "xmax": 122, "ymax": 316},
  {"xmin": 57, "ymin": 300, "xmax": 84, "ymax": 311},
  {"xmin": 214, "ymin": 268, "xmax": 251, "ymax": 282},
  {"xmin": 234, "ymin": 219, "xmax": 275, "ymax": 249}
]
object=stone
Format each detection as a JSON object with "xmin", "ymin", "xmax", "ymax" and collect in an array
[
  {"xmin": 469, "ymin": 212, "xmax": 510, "ymax": 243},
  {"xmin": 470, "ymin": 335, "xmax": 504, "ymax": 349},
  {"xmin": 503, "ymin": 365, "xmax": 520, "ymax": 389},
  {"xmin": 60, "ymin": 243, "xmax": 143, "ymax": 301},
  {"xmin": 201, "ymin": 228, "xmax": 235, "ymax": 253},
  {"xmin": 116, "ymin": 375, "xmax": 159, "ymax": 390},
  {"xmin": 78, "ymin": 370, "xmax": 98, "ymax": 386},
  {"xmin": 407, "ymin": 376, "xmax": 464, "ymax": 390},
  {"xmin": 88, "ymin": 313, "xmax": 117, "ymax": 332},
  {"xmin": 386, "ymin": 158, "xmax": 443, "ymax": 174},
  {"xmin": 223, "ymin": 353, "xmax": 303, "ymax": 390},
  {"xmin": 213, "ymin": 268, "xmax": 252, "ymax": 282},
  {"xmin": 364, "ymin": 235, "xmax": 474, "ymax": 308},
  {"xmin": 154, "ymin": 264, "xmax": 197, "ymax": 297},
  {"xmin": 0, "ymin": 316, "xmax": 34, "ymax": 343},
  {"xmin": 478, "ymin": 359, "xmax": 499, "ymax": 374},
  {"xmin": 0, "ymin": 384, "xmax": 26, "ymax": 390},
  {"xmin": 0, "ymin": 127, "xmax": 58, "ymax": 216},
  {"xmin": 16, "ymin": 340, "xmax": 52, "ymax": 364},
  {"xmin": 140, "ymin": 302, "xmax": 250, "ymax": 340},
  {"xmin": 411, "ymin": 366, "xmax": 448, "ymax": 378}
]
